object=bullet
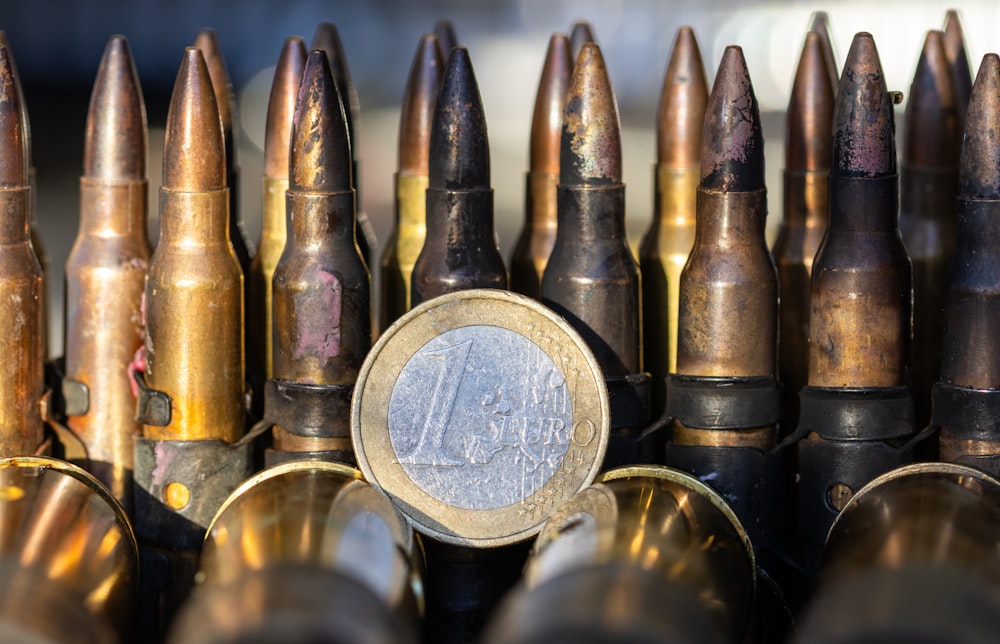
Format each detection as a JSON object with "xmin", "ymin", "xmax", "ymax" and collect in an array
[
  {"xmin": 481, "ymin": 467, "xmax": 755, "ymax": 644},
  {"xmin": 673, "ymin": 45, "xmax": 777, "ymax": 446},
  {"xmin": 798, "ymin": 33, "xmax": 914, "ymax": 560},
  {"xmin": 510, "ymin": 33, "xmax": 572, "ymax": 300},
  {"xmin": 0, "ymin": 43, "xmax": 44, "ymax": 457},
  {"xmin": 943, "ymin": 10, "xmax": 973, "ymax": 136},
  {"xmin": 434, "ymin": 19, "xmax": 458, "ymax": 56},
  {"xmin": 773, "ymin": 29, "xmax": 836, "ymax": 432},
  {"xmin": 311, "ymin": 22, "xmax": 377, "ymax": 269},
  {"xmin": 936, "ymin": 54, "xmax": 1000, "ymax": 468},
  {"xmin": 809, "ymin": 11, "xmax": 840, "ymax": 92},
  {"xmin": 193, "ymin": 29, "xmax": 252, "ymax": 274},
  {"xmin": 380, "ymin": 34, "xmax": 443, "ymax": 329},
  {"xmin": 799, "ymin": 464, "xmax": 1000, "ymax": 642},
  {"xmin": 0, "ymin": 32, "xmax": 47, "ymax": 357},
  {"xmin": 270, "ymin": 50, "xmax": 371, "ymax": 462},
  {"xmin": 569, "ymin": 20, "xmax": 595, "ymax": 62},
  {"xmin": 247, "ymin": 37, "xmax": 306, "ymax": 388},
  {"xmin": 64, "ymin": 35, "xmax": 149, "ymax": 510},
  {"xmin": 900, "ymin": 31, "xmax": 959, "ymax": 431},
  {"xmin": 144, "ymin": 47, "xmax": 245, "ymax": 445},
  {"xmin": 168, "ymin": 462, "xmax": 420, "ymax": 644},
  {"xmin": 638, "ymin": 26, "xmax": 708, "ymax": 418},
  {"xmin": 542, "ymin": 42, "xmax": 645, "ymax": 465},
  {"xmin": 411, "ymin": 47, "xmax": 507, "ymax": 305}
]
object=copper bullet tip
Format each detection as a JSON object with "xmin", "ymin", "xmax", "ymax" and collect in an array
[
  {"xmin": 0, "ymin": 32, "xmax": 29, "ymax": 163},
  {"xmin": 290, "ymin": 51, "xmax": 352, "ymax": 194},
  {"xmin": 904, "ymin": 31, "xmax": 958, "ymax": 169},
  {"xmin": 530, "ymin": 33, "xmax": 572, "ymax": 176},
  {"xmin": 398, "ymin": 34, "xmax": 444, "ymax": 177},
  {"xmin": 569, "ymin": 20, "xmax": 596, "ymax": 62},
  {"xmin": 429, "ymin": 47, "xmax": 490, "ymax": 191},
  {"xmin": 264, "ymin": 36, "xmax": 306, "ymax": 180},
  {"xmin": 833, "ymin": 33, "xmax": 896, "ymax": 178},
  {"xmin": 0, "ymin": 44, "xmax": 27, "ymax": 188},
  {"xmin": 787, "ymin": 32, "xmax": 835, "ymax": 173},
  {"xmin": 310, "ymin": 22, "xmax": 359, "ymax": 149},
  {"xmin": 959, "ymin": 54, "xmax": 1000, "ymax": 200},
  {"xmin": 84, "ymin": 35, "xmax": 147, "ymax": 181},
  {"xmin": 561, "ymin": 42, "xmax": 622, "ymax": 186},
  {"xmin": 193, "ymin": 29, "xmax": 236, "ymax": 165},
  {"xmin": 943, "ymin": 9, "xmax": 973, "ymax": 128},
  {"xmin": 657, "ymin": 26, "xmax": 709, "ymax": 169},
  {"xmin": 809, "ymin": 11, "xmax": 840, "ymax": 91},
  {"xmin": 434, "ymin": 19, "xmax": 458, "ymax": 56},
  {"xmin": 700, "ymin": 46, "xmax": 764, "ymax": 191},
  {"xmin": 162, "ymin": 47, "xmax": 225, "ymax": 192}
]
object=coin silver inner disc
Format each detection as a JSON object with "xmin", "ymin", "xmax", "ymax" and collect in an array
[{"xmin": 387, "ymin": 325, "xmax": 573, "ymax": 511}]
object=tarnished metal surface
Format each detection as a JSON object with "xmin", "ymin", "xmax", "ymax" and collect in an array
[
  {"xmin": 943, "ymin": 10, "xmax": 973, "ymax": 136},
  {"xmin": 65, "ymin": 35, "xmax": 149, "ymax": 511},
  {"xmin": 510, "ymin": 33, "xmax": 571, "ymax": 300},
  {"xmin": 0, "ymin": 457, "xmax": 137, "ymax": 643},
  {"xmin": 352, "ymin": 289, "xmax": 609, "ymax": 547},
  {"xmin": 482, "ymin": 466, "xmax": 754, "ymax": 644},
  {"xmin": 381, "ymin": 34, "xmax": 442, "ymax": 327},
  {"xmin": 411, "ymin": 46, "xmax": 507, "ymax": 306},
  {"xmin": 0, "ymin": 43, "xmax": 43, "ymax": 458}
]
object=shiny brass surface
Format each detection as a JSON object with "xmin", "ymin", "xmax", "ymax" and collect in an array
[
  {"xmin": 672, "ymin": 421, "xmax": 775, "ymax": 450},
  {"xmin": 510, "ymin": 33, "xmax": 571, "ymax": 300},
  {"xmin": 272, "ymin": 50, "xmax": 370, "ymax": 456},
  {"xmin": 248, "ymin": 36, "xmax": 305, "ymax": 382},
  {"xmin": 640, "ymin": 27, "xmax": 708, "ymax": 399},
  {"xmin": 144, "ymin": 47, "xmax": 244, "ymax": 443},
  {"xmin": 0, "ymin": 43, "xmax": 43, "ymax": 457},
  {"xmin": 65, "ymin": 36, "xmax": 148, "ymax": 510},
  {"xmin": 0, "ymin": 456, "xmax": 137, "ymax": 642},
  {"xmin": 201, "ymin": 460, "xmax": 420, "ymax": 613},
  {"xmin": 381, "ymin": 35, "xmax": 442, "ymax": 327},
  {"xmin": 774, "ymin": 30, "xmax": 835, "ymax": 428},
  {"xmin": 518, "ymin": 465, "xmax": 754, "ymax": 642}
]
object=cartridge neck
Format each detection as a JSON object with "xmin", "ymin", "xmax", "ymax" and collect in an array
[
  {"xmin": 424, "ymin": 186, "xmax": 496, "ymax": 247},
  {"xmin": 0, "ymin": 187, "xmax": 30, "ymax": 245},
  {"xmin": 286, "ymin": 190, "xmax": 357, "ymax": 250},
  {"xmin": 525, "ymin": 171, "xmax": 559, "ymax": 230},
  {"xmin": 694, "ymin": 187, "xmax": 768, "ymax": 245},
  {"xmin": 555, "ymin": 184, "xmax": 627, "ymax": 242},
  {"xmin": 158, "ymin": 187, "xmax": 230, "ymax": 246},
  {"xmin": 900, "ymin": 165, "xmax": 959, "ymax": 221},
  {"xmin": 652, "ymin": 166, "xmax": 699, "ymax": 229},
  {"xmin": 827, "ymin": 175, "xmax": 899, "ymax": 233},
  {"xmin": 78, "ymin": 178, "xmax": 147, "ymax": 238}
]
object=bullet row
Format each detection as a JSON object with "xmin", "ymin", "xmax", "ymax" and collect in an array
[{"xmin": 0, "ymin": 9, "xmax": 996, "ymax": 643}]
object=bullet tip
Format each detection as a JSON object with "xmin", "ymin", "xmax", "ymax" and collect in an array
[
  {"xmin": 399, "ymin": 34, "xmax": 444, "ymax": 177},
  {"xmin": 904, "ymin": 30, "xmax": 959, "ymax": 168},
  {"xmin": 264, "ymin": 36, "xmax": 307, "ymax": 179},
  {"xmin": 530, "ymin": 32, "xmax": 572, "ymax": 176},
  {"xmin": 959, "ymin": 54, "xmax": 1000, "ymax": 199},
  {"xmin": 162, "ymin": 47, "xmax": 225, "ymax": 192},
  {"xmin": 700, "ymin": 45, "xmax": 764, "ymax": 191},
  {"xmin": 786, "ymin": 31, "xmax": 835, "ymax": 172},
  {"xmin": 656, "ymin": 25, "xmax": 708, "ymax": 169},
  {"xmin": 833, "ymin": 32, "xmax": 896, "ymax": 178},
  {"xmin": 561, "ymin": 42, "xmax": 622, "ymax": 186},
  {"xmin": 290, "ymin": 50, "xmax": 352, "ymax": 193},
  {"xmin": 429, "ymin": 46, "xmax": 490, "ymax": 190},
  {"xmin": 0, "ymin": 44, "xmax": 27, "ymax": 187},
  {"xmin": 84, "ymin": 35, "xmax": 147, "ymax": 181}
]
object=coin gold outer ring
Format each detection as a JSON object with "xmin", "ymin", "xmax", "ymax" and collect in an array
[{"xmin": 352, "ymin": 289, "xmax": 611, "ymax": 548}]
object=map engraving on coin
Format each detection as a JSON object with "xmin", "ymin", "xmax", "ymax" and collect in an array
[{"xmin": 352, "ymin": 290, "xmax": 610, "ymax": 547}]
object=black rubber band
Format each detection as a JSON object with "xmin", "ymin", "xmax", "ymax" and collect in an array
[
  {"xmin": 798, "ymin": 386, "xmax": 914, "ymax": 441},
  {"xmin": 263, "ymin": 379, "xmax": 354, "ymax": 439},
  {"xmin": 931, "ymin": 382, "xmax": 1000, "ymax": 440},
  {"xmin": 606, "ymin": 372, "xmax": 652, "ymax": 431},
  {"xmin": 666, "ymin": 375, "xmax": 781, "ymax": 430}
]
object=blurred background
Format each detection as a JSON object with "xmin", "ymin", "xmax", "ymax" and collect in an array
[{"xmin": 0, "ymin": 0, "xmax": 996, "ymax": 356}]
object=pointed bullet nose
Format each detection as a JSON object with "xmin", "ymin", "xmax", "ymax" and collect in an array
[
  {"xmin": 561, "ymin": 42, "xmax": 622, "ymax": 186},
  {"xmin": 290, "ymin": 50, "xmax": 352, "ymax": 193},
  {"xmin": 905, "ymin": 30, "xmax": 959, "ymax": 168},
  {"xmin": 959, "ymin": 54, "xmax": 1000, "ymax": 199},
  {"xmin": 264, "ymin": 36, "xmax": 307, "ymax": 179},
  {"xmin": 162, "ymin": 47, "xmax": 225, "ymax": 192},
  {"xmin": 700, "ymin": 46, "xmax": 764, "ymax": 191},
  {"xmin": 943, "ymin": 9, "xmax": 973, "ymax": 133},
  {"xmin": 399, "ymin": 34, "xmax": 444, "ymax": 177},
  {"xmin": 809, "ymin": 11, "xmax": 840, "ymax": 91},
  {"xmin": 85, "ymin": 35, "xmax": 147, "ymax": 181},
  {"xmin": 310, "ymin": 22, "xmax": 358, "ymax": 144},
  {"xmin": 787, "ymin": 32, "xmax": 836, "ymax": 172},
  {"xmin": 657, "ymin": 26, "xmax": 709, "ymax": 169},
  {"xmin": 0, "ymin": 44, "xmax": 27, "ymax": 187},
  {"xmin": 833, "ymin": 33, "xmax": 896, "ymax": 178},
  {"xmin": 193, "ymin": 29, "xmax": 236, "ymax": 163},
  {"xmin": 530, "ymin": 33, "xmax": 572, "ymax": 176},
  {"xmin": 433, "ymin": 20, "xmax": 458, "ymax": 57},
  {"xmin": 429, "ymin": 46, "xmax": 490, "ymax": 190},
  {"xmin": 569, "ymin": 21, "xmax": 596, "ymax": 62}
]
